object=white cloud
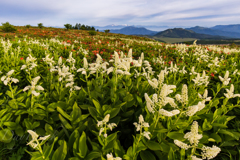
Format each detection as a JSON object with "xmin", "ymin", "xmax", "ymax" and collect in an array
[{"xmin": 1, "ymin": 0, "xmax": 240, "ymax": 27}]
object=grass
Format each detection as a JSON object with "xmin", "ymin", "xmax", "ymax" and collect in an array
[{"xmin": 151, "ymin": 37, "xmax": 197, "ymax": 43}]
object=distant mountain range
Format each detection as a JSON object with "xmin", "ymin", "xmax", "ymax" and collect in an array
[
  {"xmin": 154, "ymin": 28, "xmax": 226, "ymax": 39},
  {"xmin": 109, "ymin": 26, "xmax": 158, "ymax": 35},
  {"xmin": 211, "ymin": 24, "xmax": 240, "ymax": 33},
  {"xmin": 95, "ymin": 24, "xmax": 240, "ymax": 39},
  {"xmin": 186, "ymin": 26, "xmax": 240, "ymax": 38}
]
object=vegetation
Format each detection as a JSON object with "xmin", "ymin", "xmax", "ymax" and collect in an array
[
  {"xmin": 64, "ymin": 23, "xmax": 95, "ymax": 31},
  {"xmin": 0, "ymin": 26, "xmax": 240, "ymax": 160},
  {"xmin": 0, "ymin": 22, "xmax": 17, "ymax": 32},
  {"xmin": 37, "ymin": 23, "xmax": 43, "ymax": 29}
]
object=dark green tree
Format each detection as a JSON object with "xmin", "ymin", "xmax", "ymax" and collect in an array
[
  {"xmin": 104, "ymin": 29, "xmax": 110, "ymax": 33},
  {"xmin": 0, "ymin": 22, "xmax": 17, "ymax": 32},
  {"xmin": 80, "ymin": 24, "xmax": 86, "ymax": 30},
  {"xmin": 64, "ymin": 24, "xmax": 73, "ymax": 30},
  {"xmin": 25, "ymin": 24, "xmax": 31, "ymax": 28},
  {"xmin": 38, "ymin": 23, "xmax": 43, "ymax": 28}
]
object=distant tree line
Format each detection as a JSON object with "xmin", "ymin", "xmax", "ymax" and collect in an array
[{"xmin": 64, "ymin": 23, "xmax": 95, "ymax": 31}]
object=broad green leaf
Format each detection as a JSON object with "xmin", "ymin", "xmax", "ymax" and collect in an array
[
  {"xmin": 167, "ymin": 132, "xmax": 185, "ymax": 141},
  {"xmin": 123, "ymin": 94, "xmax": 134, "ymax": 102},
  {"xmin": 57, "ymin": 107, "xmax": 72, "ymax": 121},
  {"xmin": 88, "ymin": 107, "xmax": 98, "ymax": 120},
  {"xmin": 168, "ymin": 147, "xmax": 174, "ymax": 160},
  {"xmin": 144, "ymin": 140, "xmax": 162, "ymax": 150},
  {"xmin": 59, "ymin": 114, "xmax": 73, "ymax": 130},
  {"xmin": 52, "ymin": 140, "xmax": 67, "ymax": 160},
  {"xmin": 43, "ymin": 137, "xmax": 58, "ymax": 159},
  {"xmin": 71, "ymin": 102, "xmax": 81, "ymax": 122},
  {"xmin": 92, "ymin": 99, "xmax": 104, "ymax": 116},
  {"xmin": 210, "ymin": 133, "xmax": 222, "ymax": 143},
  {"xmin": 109, "ymin": 108, "xmax": 120, "ymax": 119},
  {"xmin": 79, "ymin": 131, "xmax": 88, "ymax": 158},
  {"xmin": 69, "ymin": 129, "xmax": 79, "ymax": 146},
  {"xmin": 45, "ymin": 123, "xmax": 54, "ymax": 134},
  {"xmin": 0, "ymin": 129, "xmax": 13, "ymax": 143},
  {"xmin": 85, "ymin": 151, "xmax": 102, "ymax": 160},
  {"xmin": 219, "ymin": 129, "xmax": 239, "ymax": 140},
  {"xmin": 140, "ymin": 150, "xmax": 156, "ymax": 160},
  {"xmin": 80, "ymin": 104, "xmax": 92, "ymax": 110},
  {"xmin": 202, "ymin": 119, "xmax": 212, "ymax": 131}
]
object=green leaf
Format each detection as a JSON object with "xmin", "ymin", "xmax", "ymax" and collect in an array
[
  {"xmin": 219, "ymin": 129, "xmax": 240, "ymax": 140},
  {"xmin": 202, "ymin": 119, "xmax": 212, "ymax": 131},
  {"xmin": 57, "ymin": 107, "xmax": 72, "ymax": 121},
  {"xmin": 45, "ymin": 123, "xmax": 54, "ymax": 134},
  {"xmin": 3, "ymin": 122, "xmax": 17, "ymax": 130},
  {"xmin": 71, "ymin": 102, "xmax": 81, "ymax": 121},
  {"xmin": 153, "ymin": 128, "xmax": 168, "ymax": 133},
  {"xmin": 209, "ymin": 133, "xmax": 222, "ymax": 143},
  {"xmin": 85, "ymin": 151, "xmax": 102, "ymax": 160},
  {"xmin": 221, "ymin": 141, "xmax": 239, "ymax": 147},
  {"xmin": 88, "ymin": 107, "xmax": 98, "ymax": 120},
  {"xmin": 32, "ymin": 121, "xmax": 40, "ymax": 129},
  {"xmin": 123, "ymin": 94, "xmax": 134, "ymax": 102},
  {"xmin": 211, "ymin": 123, "xmax": 227, "ymax": 128},
  {"xmin": 68, "ymin": 129, "xmax": 79, "ymax": 153},
  {"xmin": 211, "ymin": 99, "xmax": 219, "ymax": 108},
  {"xmin": 106, "ymin": 132, "xmax": 118, "ymax": 144},
  {"xmin": 80, "ymin": 104, "xmax": 92, "ymax": 110},
  {"xmin": 8, "ymin": 99, "xmax": 18, "ymax": 109},
  {"xmin": 159, "ymin": 142, "xmax": 170, "ymax": 153},
  {"xmin": 109, "ymin": 108, "xmax": 120, "ymax": 119},
  {"xmin": 59, "ymin": 114, "xmax": 73, "ymax": 130},
  {"xmin": 6, "ymin": 90, "xmax": 13, "ymax": 98},
  {"xmin": 92, "ymin": 99, "xmax": 104, "ymax": 116},
  {"xmin": 167, "ymin": 132, "xmax": 185, "ymax": 141},
  {"xmin": 15, "ymin": 126, "xmax": 24, "ymax": 136},
  {"xmin": 79, "ymin": 131, "xmax": 88, "ymax": 158},
  {"xmin": 140, "ymin": 150, "xmax": 156, "ymax": 160},
  {"xmin": 0, "ymin": 129, "xmax": 13, "ymax": 143},
  {"xmin": 43, "ymin": 137, "xmax": 58, "ymax": 159},
  {"xmin": 168, "ymin": 147, "xmax": 175, "ymax": 160},
  {"xmin": 52, "ymin": 140, "xmax": 67, "ymax": 160},
  {"xmin": 145, "ymin": 140, "xmax": 162, "ymax": 151}
]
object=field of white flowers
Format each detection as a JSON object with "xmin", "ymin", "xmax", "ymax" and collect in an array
[{"xmin": 0, "ymin": 32, "xmax": 240, "ymax": 160}]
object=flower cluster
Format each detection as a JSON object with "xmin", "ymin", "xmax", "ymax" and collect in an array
[
  {"xmin": 23, "ymin": 76, "xmax": 44, "ymax": 96},
  {"xmin": 21, "ymin": 54, "xmax": 38, "ymax": 73},
  {"xmin": 97, "ymin": 114, "xmax": 117, "ymax": 138},
  {"xmin": 224, "ymin": 84, "xmax": 240, "ymax": 99},
  {"xmin": 27, "ymin": 130, "xmax": 50, "ymax": 149},
  {"xmin": 174, "ymin": 121, "xmax": 221, "ymax": 160},
  {"xmin": 219, "ymin": 71, "xmax": 231, "ymax": 86},
  {"xmin": 192, "ymin": 71, "xmax": 209, "ymax": 86},
  {"xmin": 133, "ymin": 115, "xmax": 151, "ymax": 140},
  {"xmin": 1, "ymin": 70, "xmax": 19, "ymax": 85}
]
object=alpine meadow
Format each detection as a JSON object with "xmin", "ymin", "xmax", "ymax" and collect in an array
[{"xmin": 0, "ymin": 24, "xmax": 240, "ymax": 160}]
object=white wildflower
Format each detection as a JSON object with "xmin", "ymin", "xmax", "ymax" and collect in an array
[
  {"xmin": 219, "ymin": 71, "xmax": 231, "ymax": 86},
  {"xmin": 201, "ymin": 145, "xmax": 221, "ymax": 160},
  {"xmin": 184, "ymin": 121, "xmax": 202, "ymax": 145},
  {"xmin": 224, "ymin": 84, "xmax": 240, "ymax": 99},
  {"xmin": 174, "ymin": 140, "xmax": 190, "ymax": 150}
]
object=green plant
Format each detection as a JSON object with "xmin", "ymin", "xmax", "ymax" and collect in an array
[
  {"xmin": 64, "ymin": 24, "xmax": 73, "ymax": 30},
  {"xmin": 9, "ymin": 147, "xmax": 27, "ymax": 160},
  {"xmin": 1, "ymin": 22, "xmax": 17, "ymax": 32},
  {"xmin": 88, "ymin": 30, "xmax": 97, "ymax": 36},
  {"xmin": 38, "ymin": 23, "xmax": 43, "ymax": 29},
  {"xmin": 25, "ymin": 25, "xmax": 31, "ymax": 28},
  {"xmin": 104, "ymin": 29, "xmax": 110, "ymax": 33}
]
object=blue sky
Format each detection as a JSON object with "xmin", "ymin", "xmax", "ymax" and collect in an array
[{"xmin": 1, "ymin": 0, "xmax": 240, "ymax": 30}]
